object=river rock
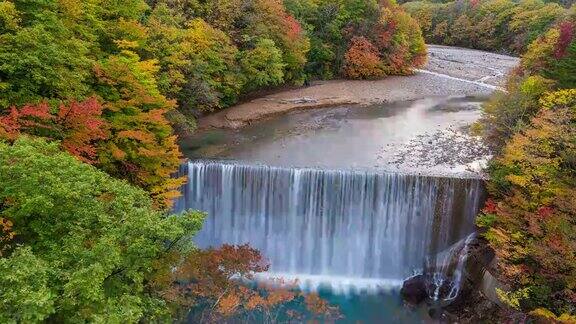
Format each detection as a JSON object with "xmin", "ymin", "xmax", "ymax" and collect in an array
[
  {"xmin": 400, "ymin": 235, "xmax": 499, "ymax": 316},
  {"xmin": 400, "ymin": 275, "xmax": 428, "ymax": 305}
]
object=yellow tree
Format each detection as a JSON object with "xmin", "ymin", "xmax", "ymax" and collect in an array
[{"xmin": 94, "ymin": 48, "xmax": 185, "ymax": 209}]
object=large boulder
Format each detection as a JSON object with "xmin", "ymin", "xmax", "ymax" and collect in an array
[
  {"xmin": 400, "ymin": 275, "xmax": 428, "ymax": 305},
  {"xmin": 400, "ymin": 235, "xmax": 500, "ymax": 320}
]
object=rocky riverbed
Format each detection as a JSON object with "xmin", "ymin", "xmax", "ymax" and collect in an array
[
  {"xmin": 184, "ymin": 97, "xmax": 492, "ymax": 177},
  {"xmin": 197, "ymin": 45, "xmax": 518, "ymax": 130}
]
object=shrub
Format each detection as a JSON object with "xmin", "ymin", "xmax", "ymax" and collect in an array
[{"xmin": 343, "ymin": 36, "xmax": 384, "ymax": 78}]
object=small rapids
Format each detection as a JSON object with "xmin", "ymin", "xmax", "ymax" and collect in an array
[{"xmin": 425, "ymin": 233, "xmax": 477, "ymax": 301}]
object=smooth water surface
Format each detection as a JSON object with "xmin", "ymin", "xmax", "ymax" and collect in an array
[{"xmin": 182, "ymin": 96, "xmax": 490, "ymax": 178}]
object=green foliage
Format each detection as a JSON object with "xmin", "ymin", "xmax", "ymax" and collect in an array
[
  {"xmin": 146, "ymin": 11, "xmax": 242, "ymax": 113},
  {"xmin": 0, "ymin": 0, "xmax": 312, "ymax": 207},
  {"xmin": 0, "ymin": 1, "xmax": 92, "ymax": 108},
  {"xmin": 378, "ymin": 5, "xmax": 427, "ymax": 74},
  {"xmin": 476, "ymin": 212, "xmax": 497, "ymax": 228},
  {"xmin": 0, "ymin": 137, "xmax": 205, "ymax": 322},
  {"xmin": 496, "ymin": 287, "xmax": 531, "ymax": 310},
  {"xmin": 479, "ymin": 75, "xmax": 554, "ymax": 152},
  {"xmin": 479, "ymin": 20, "xmax": 575, "ymax": 152},
  {"xmin": 0, "ymin": 1, "xmax": 19, "ymax": 33},
  {"xmin": 147, "ymin": 0, "xmax": 309, "ymax": 113},
  {"xmin": 286, "ymin": 0, "xmax": 376, "ymax": 76},
  {"xmin": 0, "ymin": 1, "xmax": 369, "ymax": 321},
  {"xmin": 484, "ymin": 89, "xmax": 576, "ymax": 314},
  {"xmin": 239, "ymin": 38, "xmax": 285, "ymax": 90},
  {"xmin": 0, "ymin": 247, "xmax": 54, "ymax": 323},
  {"xmin": 0, "ymin": 138, "xmax": 340, "ymax": 322},
  {"xmin": 402, "ymin": 0, "xmax": 570, "ymax": 54},
  {"xmin": 287, "ymin": 0, "xmax": 426, "ymax": 79},
  {"xmin": 0, "ymin": 0, "xmax": 428, "ymax": 139},
  {"xmin": 143, "ymin": 12, "xmax": 242, "ymax": 113},
  {"xmin": 239, "ymin": 0, "xmax": 310, "ymax": 83},
  {"xmin": 174, "ymin": 18, "xmax": 241, "ymax": 112},
  {"xmin": 543, "ymin": 22, "xmax": 576, "ymax": 88},
  {"xmin": 0, "ymin": 0, "xmax": 187, "ymax": 208}
]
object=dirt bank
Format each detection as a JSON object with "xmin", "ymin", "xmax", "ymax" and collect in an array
[{"xmin": 198, "ymin": 45, "xmax": 518, "ymax": 130}]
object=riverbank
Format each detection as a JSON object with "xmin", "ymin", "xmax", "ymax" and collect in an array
[{"xmin": 198, "ymin": 45, "xmax": 518, "ymax": 130}]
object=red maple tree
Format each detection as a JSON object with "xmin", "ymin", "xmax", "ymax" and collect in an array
[{"xmin": 0, "ymin": 97, "xmax": 108, "ymax": 163}]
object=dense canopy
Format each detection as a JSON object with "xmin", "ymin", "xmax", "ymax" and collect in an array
[
  {"xmin": 476, "ymin": 13, "xmax": 576, "ymax": 320},
  {"xmin": 0, "ymin": 138, "xmax": 205, "ymax": 322},
  {"xmin": 1, "ymin": 0, "xmax": 575, "ymax": 321},
  {"xmin": 403, "ymin": 0, "xmax": 574, "ymax": 54},
  {"xmin": 0, "ymin": 0, "xmax": 426, "ymax": 207}
]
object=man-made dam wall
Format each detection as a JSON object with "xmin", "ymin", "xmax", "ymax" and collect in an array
[{"xmin": 173, "ymin": 161, "xmax": 485, "ymax": 294}]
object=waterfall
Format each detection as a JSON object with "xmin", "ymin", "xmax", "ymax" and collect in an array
[
  {"xmin": 426, "ymin": 233, "xmax": 476, "ymax": 301},
  {"xmin": 173, "ymin": 161, "xmax": 485, "ymax": 292}
]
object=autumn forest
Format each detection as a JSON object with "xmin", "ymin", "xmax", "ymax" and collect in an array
[{"xmin": 0, "ymin": 0, "xmax": 575, "ymax": 322}]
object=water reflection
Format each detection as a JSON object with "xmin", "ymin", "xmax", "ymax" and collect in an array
[{"xmin": 181, "ymin": 96, "xmax": 489, "ymax": 178}]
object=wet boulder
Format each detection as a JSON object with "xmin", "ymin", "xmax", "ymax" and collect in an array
[{"xmin": 401, "ymin": 275, "xmax": 428, "ymax": 305}]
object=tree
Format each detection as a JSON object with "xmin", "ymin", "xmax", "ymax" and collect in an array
[
  {"xmin": 195, "ymin": 0, "xmax": 242, "ymax": 34},
  {"xmin": 0, "ymin": 98, "xmax": 108, "ymax": 164},
  {"xmin": 0, "ymin": 1, "xmax": 19, "ymax": 34},
  {"xmin": 175, "ymin": 18, "xmax": 242, "ymax": 113},
  {"xmin": 377, "ymin": 5, "xmax": 427, "ymax": 74},
  {"xmin": 144, "ymin": 13, "xmax": 242, "ymax": 114},
  {"xmin": 0, "ymin": 217, "xmax": 13, "ymax": 257},
  {"xmin": 476, "ymin": 15, "xmax": 576, "ymax": 319},
  {"xmin": 477, "ymin": 75, "xmax": 554, "ymax": 152},
  {"xmin": 433, "ymin": 20, "xmax": 450, "ymax": 44},
  {"xmin": 286, "ymin": 0, "xmax": 380, "ymax": 78},
  {"xmin": 94, "ymin": 49, "xmax": 184, "ymax": 209},
  {"xmin": 161, "ymin": 244, "xmax": 341, "ymax": 322},
  {"xmin": 451, "ymin": 14, "xmax": 474, "ymax": 47},
  {"xmin": 287, "ymin": 0, "xmax": 424, "ymax": 79},
  {"xmin": 343, "ymin": 36, "xmax": 384, "ymax": 79},
  {"xmin": 0, "ymin": 247, "xmax": 53, "ymax": 323},
  {"xmin": 238, "ymin": 0, "xmax": 310, "ymax": 83},
  {"xmin": 239, "ymin": 38, "xmax": 285, "ymax": 90},
  {"xmin": 478, "ymin": 18, "xmax": 576, "ymax": 152},
  {"xmin": 0, "ymin": 137, "xmax": 205, "ymax": 322},
  {"xmin": 0, "ymin": 138, "xmax": 340, "ymax": 322},
  {"xmin": 478, "ymin": 89, "xmax": 576, "ymax": 316},
  {"xmin": 509, "ymin": 0, "xmax": 564, "ymax": 53},
  {"xmin": 544, "ymin": 21, "xmax": 576, "ymax": 88},
  {"xmin": 401, "ymin": 0, "xmax": 568, "ymax": 54},
  {"xmin": 0, "ymin": 1, "xmax": 92, "ymax": 108}
]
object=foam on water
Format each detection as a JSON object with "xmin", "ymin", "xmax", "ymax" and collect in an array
[{"xmin": 253, "ymin": 273, "xmax": 404, "ymax": 295}]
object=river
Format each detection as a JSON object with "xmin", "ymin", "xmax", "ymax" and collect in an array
[{"xmin": 174, "ymin": 45, "xmax": 518, "ymax": 323}]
